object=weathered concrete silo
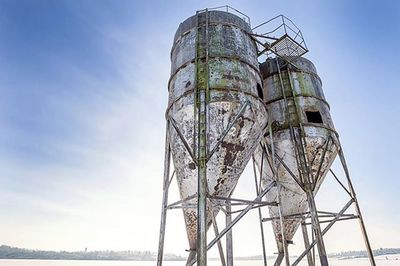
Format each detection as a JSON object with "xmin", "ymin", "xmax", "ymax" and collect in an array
[
  {"xmin": 167, "ymin": 9, "xmax": 267, "ymax": 254},
  {"xmin": 255, "ymin": 56, "xmax": 338, "ymax": 264}
]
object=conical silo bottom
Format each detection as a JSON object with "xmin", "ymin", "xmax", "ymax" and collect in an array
[
  {"xmin": 256, "ymin": 126, "xmax": 337, "ymax": 251},
  {"xmin": 169, "ymin": 96, "xmax": 267, "ymax": 250}
]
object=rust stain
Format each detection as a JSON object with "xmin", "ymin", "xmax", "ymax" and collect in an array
[
  {"xmin": 222, "ymin": 73, "xmax": 245, "ymax": 82},
  {"xmin": 220, "ymin": 141, "xmax": 245, "ymax": 174},
  {"xmin": 188, "ymin": 162, "xmax": 196, "ymax": 170}
]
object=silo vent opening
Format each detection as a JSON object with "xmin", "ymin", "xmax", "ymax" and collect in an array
[
  {"xmin": 256, "ymin": 83, "xmax": 264, "ymax": 100},
  {"xmin": 306, "ymin": 111, "xmax": 323, "ymax": 123}
]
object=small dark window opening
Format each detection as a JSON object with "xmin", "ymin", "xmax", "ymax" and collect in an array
[
  {"xmin": 306, "ymin": 111, "xmax": 323, "ymax": 124},
  {"xmin": 256, "ymin": 83, "xmax": 264, "ymax": 100}
]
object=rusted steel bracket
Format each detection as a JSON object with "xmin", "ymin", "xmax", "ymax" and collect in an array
[
  {"xmin": 167, "ymin": 194, "xmax": 197, "ymax": 209},
  {"xmin": 208, "ymin": 194, "xmax": 277, "ymax": 206},
  {"xmin": 304, "ymin": 215, "xmax": 359, "ymax": 226}
]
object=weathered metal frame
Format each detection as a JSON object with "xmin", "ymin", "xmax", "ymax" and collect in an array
[
  {"xmin": 156, "ymin": 133, "xmax": 279, "ymax": 265},
  {"xmin": 259, "ymin": 133, "xmax": 376, "ymax": 266}
]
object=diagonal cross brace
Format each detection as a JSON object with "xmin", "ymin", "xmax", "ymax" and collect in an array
[
  {"xmin": 169, "ymin": 116, "xmax": 197, "ymax": 166},
  {"xmin": 207, "ymin": 100, "xmax": 250, "ymax": 162},
  {"xmin": 188, "ymin": 181, "xmax": 277, "ymax": 265}
]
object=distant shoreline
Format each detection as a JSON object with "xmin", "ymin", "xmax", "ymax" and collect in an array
[{"xmin": 0, "ymin": 245, "xmax": 398, "ymax": 261}]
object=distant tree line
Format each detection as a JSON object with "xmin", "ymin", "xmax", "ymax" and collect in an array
[
  {"xmin": 0, "ymin": 245, "xmax": 398, "ymax": 261},
  {"xmin": 330, "ymin": 248, "xmax": 400, "ymax": 259},
  {"xmin": 0, "ymin": 245, "xmax": 184, "ymax": 261}
]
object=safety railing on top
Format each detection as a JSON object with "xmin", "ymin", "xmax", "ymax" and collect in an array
[
  {"xmin": 252, "ymin": 14, "xmax": 308, "ymax": 59},
  {"xmin": 197, "ymin": 5, "xmax": 251, "ymax": 27}
]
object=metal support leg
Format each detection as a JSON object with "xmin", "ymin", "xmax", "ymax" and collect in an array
[
  {"xmin": 276, "ymin": 191, "xmax": 290, "ymax": 266},
  {"xmin": 197, "ymin": 89, "xmax": 208, "ymax": 266},
  {"xmin": 253, "ymin": 156, "xmax": 268, "ymax": 266},
  {"xmin": 274, "ymin": 253, "xmax": 285, "ymax": 266},
  {"xmin": 186, "ymin": 251, "xmax": 196, "ymax": 266},
  {"xmin": 196, "ymin": 9, "xmax": 209, "ymax": 266},
  {"xmin": 293, "ymin": 199, "xmax": 354, "ymax": 265},
  {"xmin": 226, "ymin": 200, "xmax": 233, "ymax": 266},
  {"xmin": 306, "ymin": 190, "xmax": 328, "ymax": 266},
  {"xmin": 157, "ymin": 122, "xmax": 172, "ymax": 266},
  {"xmin": 211, "ymin": 209, "xmax": 227, "ymax": 266},
  {"xmin": 209, "ymin": 182, "xmax": 276, "ymax": 251},
  {"xmin": 337, "ymin": 149, "xmax": 376, "ymax": 266},
  {"xmin": 311, "ymin": 228, "xmax": 316, "ymax": 265},
  {"xmin": 189, "ymin": 182, "xmax": 277, "ymax": 266},
  {"xmin": 301, "ymin": 219, "xmax": 314, "ymax": 266}
]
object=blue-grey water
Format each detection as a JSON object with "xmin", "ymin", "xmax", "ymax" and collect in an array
[{"xmin": 0, "ymin": 255, "xmax": 399, "ymax": 266}]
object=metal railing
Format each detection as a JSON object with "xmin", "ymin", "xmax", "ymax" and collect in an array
[
  {"xmin": 253, "ymin": 14, "xmax": 307, "ymax": 49},
  {"xmin": 197, "ymin": 5, "xmax": 251, "ymax": 27},
  {"xmin": 252, "ymin": 14, "xmax": 308, "ymax": 60}
]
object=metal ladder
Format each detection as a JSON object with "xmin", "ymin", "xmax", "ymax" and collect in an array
[{"xmin": 194, "ymin": 8, "xmax": 210, "ymax": 266}]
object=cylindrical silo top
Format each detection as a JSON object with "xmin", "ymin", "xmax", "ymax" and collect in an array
[
  {"xmin": 169, "ymin": 9, "xmax": 261, "ymax": 100},
  {"xmin": 259, "ymin": 57, "xmax": 318, "ymax": 79},
  {"xmin": 173, "ymin": 10, "xmax": 252, "ymax": 43}
]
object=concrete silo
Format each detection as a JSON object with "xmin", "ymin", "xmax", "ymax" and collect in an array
[
  {"xmin": 158, "ymin": 9, "xmax": 376, "ymax": 266},
  {"xmin": 158, "ymin": 7, "xmax": 267, "ymax": 265},
  {"xmin": 251, "ymin": 14, "xmax": 375, "ymax": 266},
  {"xmin": 254, "ymin": 56, "xmax": 338, "ymax": 264}
]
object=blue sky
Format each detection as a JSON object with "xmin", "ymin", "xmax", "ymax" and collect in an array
[{"xmin": 0, "ymin": 0, "xmax": 399, "ymax": 257}]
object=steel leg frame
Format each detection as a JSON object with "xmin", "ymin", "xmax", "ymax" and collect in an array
[
  {"xmin": 188, "ymin": 181, "xmax": 277, "ymax": 266},
  {"xmin": 292, "ymin": 199, "xmax": 354, "ymax": 265},
  {"xmin": 306, "ymin": 190, "xmax": 328, "ymax": 266},
  {"xmin": 264, "ymin": 121, "xmax": 290, "ymax": 266},
  {"xmin": 157, "ymin": 121, "xmax": 172, "ymax": 266},
  {"xmin": 301, "ymin": 218, "xmax": 314, "ymax": 266},
  {"xmin": 261, "ymin": 135, "xmax": 376, "ymax": 266},
  {"xmin": 253, "ymin": 156, "xmax": 268, "ymax": 266},
  {"xmin": 336, "ymin": 143, "xmax": 376, "ymax": 266},
  {"xmin": 226, "ymin": 199, "xmax": 233, "ymax": 266}
]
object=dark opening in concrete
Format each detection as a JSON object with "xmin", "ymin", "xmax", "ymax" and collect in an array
[
  {"xmin": 306, "ymin": 111, "xmax": 323, "ymax": 123},
  {"xmin": 256, "ymin": 83, "xmax": 263, "ymax": 100}
]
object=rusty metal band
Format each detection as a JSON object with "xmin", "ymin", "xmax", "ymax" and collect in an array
[
  {"xmin": 264, "ymin": 68, "xmax": 323, "ymax": 85},
  {"xmin": 168, "ymin": 55, "xmax": 262, "ymax": 91},
  {"xmin": 265, "ymin": 123, "xmax": 339, "ymax": 138},
  {"xmin": 264, "ymin": 94, "xmax": 331, "ymax": 109},
  {"xmin": 171, "ymin": 22, "xmax": 253, "ymax": 58},
  {"xmin": 165, "ymin": 87, "xmax": 267, "ymax": 118}
]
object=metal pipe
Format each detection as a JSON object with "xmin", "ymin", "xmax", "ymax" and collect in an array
[
  {"xmin": 301, "ymin": 219, "xmax": 314, "ymax": 266},
  {"xmin": 306, "ymin": 190, "xmax": 328, "ymax": 266},
  {"xmin": 157, "ymin": 121, "xmax": 172, "ymax": 265},
  {"xmin": 253, "ymin": 156, "xmax": 268, "ymax": 266},
  {"xmin": 267, "ymin": 119, "xmax": 289, "ymax": 266},
  {"xmin": 210, "ymin": 208, "xmax": 226, "ymax": 266},
  {"xmin": 196, "ymin": 9, "xmax": 209, "ymax": 266},
  {"xmin": 337, "ymin": 148, "xmax": 376, "ymax": 266},
  {"xmin": 226, "ymin": 199, "xmax": 233, "ymax": 266},
  {"xmin": 277, "ymin": 189, "xmax": 290, "ymax": 266}
]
